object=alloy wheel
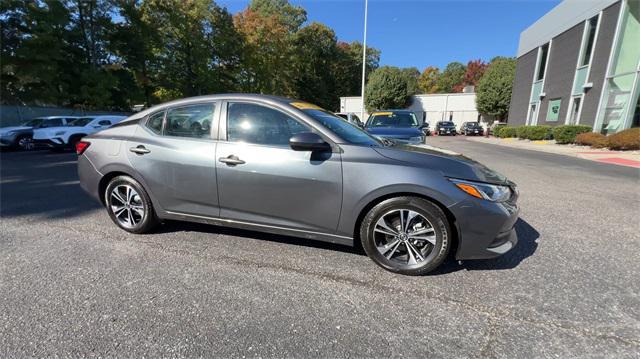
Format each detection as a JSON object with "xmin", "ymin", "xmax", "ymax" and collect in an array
[
  {"xmin": 109, "ymin": 184, "xmax": 145, "ymax": 228},
  {"xmin": 18, "ymin": 137, "xmax": 35, "ymax": 150},
  {"xmin": 373, "ymin": 209, "xmax": 437, "ymax": 266}
]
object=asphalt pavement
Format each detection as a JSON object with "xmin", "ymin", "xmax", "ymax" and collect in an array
[{"xmin": 1, "ymin": 137, "xmax": 639, "ymax": 358}]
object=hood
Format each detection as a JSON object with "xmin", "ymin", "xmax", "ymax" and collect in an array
[
  {"xmin": 366, "ymin": 127, "xmax": 423, "ymax": 138},
  {"xmin": 0, "ymin": 126, "xmax": 31, "ymax": 134},
  {"xmin": 374, "ymin": 144, "xmax": 508, "ymax": 185}
]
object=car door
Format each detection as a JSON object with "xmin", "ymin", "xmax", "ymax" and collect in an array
[
  {"xmin": 127, "ymin": 102, "xmax": 220, "ymax": 217},
  {"xmin": 215, "ymin": 101, "xmax": 342, "ymax": 234}
]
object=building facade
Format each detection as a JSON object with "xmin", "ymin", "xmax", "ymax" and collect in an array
[
  {"xmin": 340, "ymin": 92, "xmax": 490, "ymax": 129},
  {"xmin": 508, "ymin": 0, "xmax": 639, "ymax": 134}
]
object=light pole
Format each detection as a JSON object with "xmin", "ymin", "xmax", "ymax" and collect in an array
[{"xmin": 360, "ymin": 0, "xmax": 368, "ymax": 122}]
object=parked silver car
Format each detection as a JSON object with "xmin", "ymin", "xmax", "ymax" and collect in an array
[{"xmin": 78, "ymin": 94, "xmax": 519, "ymax": 275}]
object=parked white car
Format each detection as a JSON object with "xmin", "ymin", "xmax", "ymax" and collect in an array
[
  {"xmin": 0, "ymin": 116, "xmax": 79, "ymax": 149},
  {"xmin": 33, "ymin": 115, "xmax": 127, "ymax": 150}
]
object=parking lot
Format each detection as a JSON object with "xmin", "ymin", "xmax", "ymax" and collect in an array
[{"xmin": 1, "ymin": 136, "xmax": 638, "ymax": 357}]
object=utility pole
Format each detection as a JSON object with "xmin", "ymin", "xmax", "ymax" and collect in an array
[{"xmin": 360, "ymin": 0, "xmax": 369, "ymax": 122}]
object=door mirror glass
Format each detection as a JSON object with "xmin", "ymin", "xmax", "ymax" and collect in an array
[{"xmin": 289, "ymin": 132, "xmax": 331, "ymax": 152}]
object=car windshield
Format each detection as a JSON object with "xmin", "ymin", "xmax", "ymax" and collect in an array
[
  {"xmin": 367, "ymin": 112, "xmax": 419, "ymax": 128},
  {"xmin": 67, "ymin": 117, "xmax": 94, "ymax": 127},
  {"xmin": 466, "ymin": 123, "xmax": 481, "ymax": 128},
  {"xmin": 22, "ymin": 118, "xmax": 45, "ymax": 127},
  {"xmin": 440, "ymin": 122, "xmax": 455, "ymax": 127},
  {"xmin": 301, "ymin": 109, "xmax": 381, "ymax": 146}
]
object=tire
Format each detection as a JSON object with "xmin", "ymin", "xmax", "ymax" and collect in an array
[
  {"xmin": 15, "ymin": 135, "xmax": 33, "ymax": 150},
  {"xmin": 105, "ymin": 175, "xmax": 159, "ymax": 234},
  {"xmin": 360, "ymin": 196, "xmax": 451, "ymax": 275}
]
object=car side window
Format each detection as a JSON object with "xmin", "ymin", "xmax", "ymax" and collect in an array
[
  {"xmin": 227, "ymin": 102, "xmax": 309, "ymax": 146},
  {"xmin": 145, "ymin": 111, "xmax": 165, "ymax": 135},
  {"xmin": 44, "ymin": 119, "xmax": 63, "ymax": 127},
  {"xmin": 98, "ymin": 120, "xmax": 112, "ymax": 126},
  {"xmin": 165, "ymin": 103, "xmax": 214, "ymax": 139}
]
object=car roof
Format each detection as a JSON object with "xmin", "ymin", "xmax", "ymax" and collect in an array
[{"xmin": 33, "ymin": 116, "xmax": 80, "ymax": 120}]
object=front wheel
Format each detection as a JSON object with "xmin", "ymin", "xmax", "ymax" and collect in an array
[
  {"xmin": 105, "ymin": 175, "xmax": 159, "ymax": 234},
  {"xmin": 360, "ymin": 197, "xmax": 451, "ymax": 275}
]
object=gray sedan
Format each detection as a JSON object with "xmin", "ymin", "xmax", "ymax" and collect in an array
[{"xmin": 77, "ymin": 94, "xmax": 519, "ymax": 275}]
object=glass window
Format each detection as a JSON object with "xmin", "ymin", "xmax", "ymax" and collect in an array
[
  {"xmin": 145, "ymin": 111, "xmax": 165, "ymax": 135},
  {"xmin": 165, "ymin": 104, "xmax": 214, "ymax": 139},
  {"xmin": 612, "ymin": 0, "xmax": 640, "ymax": 75},
  {"xmin": 537, "ymin": 44, "xmax": 549, "ymax": 81},
  {"xmin": 581, "ymin": 16, "xmax": 598, "ymax": 66},
  {"xmin": 600, "ymin": 73, "xmax": 635, "ymax": 134},
  {"xmin": 98, "ymin": 120, "xmax": 112, "ymax": 126},
  {"xmin": 43, "ymin": 118, "xmax": 63, "ymax": 127},
  {"xmin": 227, "ymin": 102, "xmax": 309, "ymax": 146},
  {"xmin": 302, "ymin": 109, "xmax": 381, "ymax": 146},
  {"xmin": 67, "ymin": 117, "xmax": 94, "ymax": 127}
]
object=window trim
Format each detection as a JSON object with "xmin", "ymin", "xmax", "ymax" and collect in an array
[{"xmin": 219, "ymin": 100, "xmax": 333, "ymax": 150}]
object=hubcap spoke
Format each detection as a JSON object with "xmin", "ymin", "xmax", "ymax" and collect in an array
[
  {"xmin": 111, "ymin": 185, "xmax": 143, "ymax": 228},
  {"xmin": 111, "ymin": 190, "xmax": 126, "ymax": 204},
  {"xmin": 409, "ymin": 235, "xmax": 436, "ymax": 245},
  {"xmin": 375, "ymin": 217, "xmax": 399, "ymax": 236},
  {"xmin": 404, "ymin": 211, "xmax": 419, "ymax": 232},
  {"xmin": 373, "ymin": 208, "xmax": 437, "ymax": 266}
]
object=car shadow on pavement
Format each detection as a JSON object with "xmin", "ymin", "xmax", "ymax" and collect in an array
[
  {"xmin": 431, "ymin": 218, "xmax": 540, "ymax": 275},
  {"xmin": 0, "ymin": 151, "xmax": 101, "ymax": 219},
  {"xmin": 156, "ymin": 220, "xmax": 365, "ymax": 255}
]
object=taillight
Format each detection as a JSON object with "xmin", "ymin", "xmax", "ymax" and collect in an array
[{"xmin": 76, "ymin": 141, "xmax": 90, "ymax": 155}]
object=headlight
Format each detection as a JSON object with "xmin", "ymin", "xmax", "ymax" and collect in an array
[
  {"xmin": 449, "ymin": 178, "xmax": 511, "ymax": 202},
  {"xmin": 409, "ymin": 136, "xmax": 423, "ymax": 143},
  {"xmin": 54, "ymin": 131, "xmax": 66, "ymax": 136}
]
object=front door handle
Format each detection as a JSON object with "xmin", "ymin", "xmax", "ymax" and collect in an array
[
  {"xmin": 219, "ymin": 155, "xmax": 245, "ymax": 166},
  {"xmin": 130, "ymin": 145, "xmax": 151, "ymax": 155}
]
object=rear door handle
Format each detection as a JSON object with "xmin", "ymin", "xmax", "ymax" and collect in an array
[
  {"xmin": 219, "ymin": 155, "xmax": 245, "ymax": 166},
  {"xmin": 130, "ymin": 145, "xmax": 150, "ymax": 155}
]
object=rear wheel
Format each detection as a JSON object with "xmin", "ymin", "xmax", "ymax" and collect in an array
[
  {"xmin": 105, "ymin": 176, "xmax": 159, "ymax": 234},
  {"xmin": 360, "ymin": 197, "xmax": 451, "ymax": 275}
]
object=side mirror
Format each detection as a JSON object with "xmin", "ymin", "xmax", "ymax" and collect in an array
[{"xmin": 289, "ymin": 132, "xmax": 331, "ymax": 152}]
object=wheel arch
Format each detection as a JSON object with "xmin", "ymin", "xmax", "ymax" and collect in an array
[
  {"xmin": 352, "ymin": 191, "xmax": 459, "ymax": 257},
  {"xmin": 96, "ymin": 164, "xmax": 159, "ymax": 211}
]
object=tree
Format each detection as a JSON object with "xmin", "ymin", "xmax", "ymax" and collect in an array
[
  {"xmin": 454, "ymin": 59, "xmax": 488, "ymax": 92},
  {"xmin": 417, "ymin": 66, "xmax": 440, "ymax": 94},
  {"xmin": 332, "ymin": 41, "xmax": 380, "ymax": 100},
  {"xmin": 291, "ymin": 22, "xmax": 339, "ymax": 109},
  {"xmin": 401, "ymin": 67, "xmax": 420, "ymax": 96},
  {"xmin": 476, "ymin": 57, "xmax": 516, "ymax": 121},
  {"xmin": 365, "ymin": 66, "xmax": 413, "ymax": 111},
  {"xmin": 437, "ymin": 62, "xmax": 465, "ymax": 93},
  {"xmin": 143, "ymin": 0, "xmax": 243, "ymax": 99}
]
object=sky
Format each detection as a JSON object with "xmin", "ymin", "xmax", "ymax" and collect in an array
[{"xmin": 218, "ymin": 0, "xmax": 562, "ymax": 70}]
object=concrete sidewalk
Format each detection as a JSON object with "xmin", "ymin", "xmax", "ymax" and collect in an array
[{"xmin": 467, "ymin": 136, "xmax": 640, "ymax": 169}]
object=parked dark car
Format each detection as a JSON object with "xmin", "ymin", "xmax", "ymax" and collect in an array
[
  {"xmin": 365, "ymin": 110, "xmax": 426, "ymax": 145},
  {"xmin": 78, "ymin": 94, "xmax": 519, "ymax": 275},
  {"xmin": 0, "ymin": 116, "xmax": 77, "ymax": 150},
  {"xmin": 435, "ymin": 121, "xmax": 457, "ymax": 136},
  {"xmin": 459, "ymin": 122, "xmax": 484, "ymax": 136}
]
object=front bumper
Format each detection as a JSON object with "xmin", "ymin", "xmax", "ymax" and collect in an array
[
  {"xmin": 450, "ymin": 198, "xmax": 519, "ymax": 260},
  {"xmin": 438, "ymin": 129, "xmax": 455, "ymax": 135},
  {"xmin": 0, "ymin": 134, "xmax": 18, "ymax": 147}
]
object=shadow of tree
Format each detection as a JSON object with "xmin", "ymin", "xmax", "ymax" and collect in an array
[{"xmin": 0, "ymin": 151, "xmax": 101, "ymax": 219}]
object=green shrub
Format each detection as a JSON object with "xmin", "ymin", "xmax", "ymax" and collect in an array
[
  {"xmin": 575, "ymin": 132, "xmax": 608, "ymax": 148},
  {"xmin": 496, "ymin": 126, "xmax": 518, "ymax": 138},
  {"xmin": 492, "ymin": 123, "xmax": 506, "ymax": 135},
  {"xmin": 606, "ymin": 128, "xmax": 640, "ymax": 150},
  {"xmin": 552, "ymin": 125, "xmax": 593, "ymax": 144},
  {"xmin": 517, "ymin": 125, "xmax": 552, "ymax": 140}
]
